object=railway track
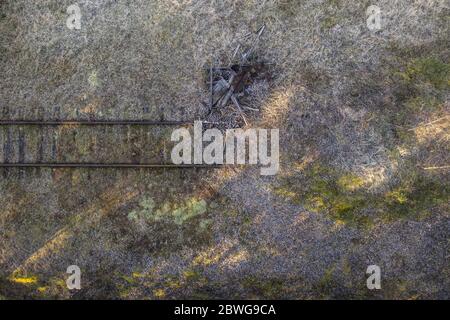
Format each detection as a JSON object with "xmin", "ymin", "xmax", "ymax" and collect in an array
[{"xmin": 0, "ymin": 120, "xmax": 219, "ymax": 169}]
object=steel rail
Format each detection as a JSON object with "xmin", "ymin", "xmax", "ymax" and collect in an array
[
  {"xmin": 0, "ymin": 120, "xmax": 192, "ymax": 126},
  {"xmin": 0, "ymin": 163, "xmax": 225, "ymax": 168}
]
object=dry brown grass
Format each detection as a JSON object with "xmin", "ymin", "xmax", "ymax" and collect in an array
[{"xmin": 0, "ymin": 0, "xmax": 449, "ymax": 299}]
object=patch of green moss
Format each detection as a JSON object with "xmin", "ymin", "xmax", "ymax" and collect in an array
[
  {"xmin": 404, "ymin": 95, "xmax": 443, "ymax": 112},
  {"xmin": 338, "ymin": 174, "xmax": 365, "ymax": 192},
  {"xmin": 1, "ymin": 272, "xmax": 72, "ymax": 300},
  {"xmin": 331, "ymin": 197, "xmax": 371, "ymax": 227},
  {"xmin": 401, "ymin": 57, "xmax": 450, "ymax": 89},
  {"xmin": 382, "ymin": 175, "xmax": 449, "ymax": 222},
  {"xmin": 381, "ymin": 52, "xmax": 449, "ymax": 138},
  {"xmin": 275, "ymin": 164, "xmax": 373, "ymax": 228},
  {"xmin": 126, "ymin": 195, "xmax": 212, "ymax": 255},
  {"xmin": 128, "ymin": 197, "xmax": 207, "ymax": 226},
  {"xmin": 164, "ymin": 275, "xmax": 181, "ymax": 290},
  {"xmin": 275, "ymin": 163, "xmax": 449, "ymax": 228},
  {"xmin": 391, "ymin": 57, "xmax": 448, "ymax": 126}
]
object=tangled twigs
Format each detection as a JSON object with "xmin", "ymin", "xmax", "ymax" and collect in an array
[{"xmin": 205, "ymin": 24, "xmax": 270, "ymax": 128}]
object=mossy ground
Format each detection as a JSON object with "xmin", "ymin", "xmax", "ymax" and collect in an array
[{"xmin": 275, "ymin": 162, "xmax": 449, "ymax": 228}]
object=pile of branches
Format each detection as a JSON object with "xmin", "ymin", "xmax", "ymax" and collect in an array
[{"xmin": 205, "ymin": 25, "xmax": 272, "ymax": 128}]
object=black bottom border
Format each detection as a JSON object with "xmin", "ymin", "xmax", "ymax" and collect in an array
[{"xmin": 0, "ymin": 300, "xmax": 445, "ymax": 319}]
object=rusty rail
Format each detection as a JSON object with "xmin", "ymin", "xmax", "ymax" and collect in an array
[
  {"xmin": 0, "ymin": 120, "xmax": 192, "ymax": 126},
  {"xmin": 0, "ymin": 119, "xmax": 227, "ymax": 168},
  {"xmin": 0, "ymin": 163, "xmax": 223, "ymax": 168}
]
